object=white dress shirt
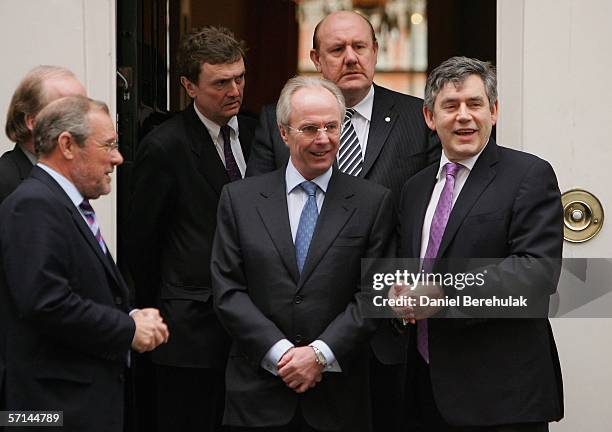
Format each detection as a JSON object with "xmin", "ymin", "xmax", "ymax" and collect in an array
[
  {"xmin": 419, "ymin": 143, "xmax": 488, "ymax": 258},
  {"xmin": 260, "ymin": 159, "xmax": 341, "ymax": 375},
  {"xmin": 193, "ymin": 103, "xmax": 247, "ymax": 177}
]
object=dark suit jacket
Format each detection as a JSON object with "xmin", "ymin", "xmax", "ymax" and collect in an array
[
  {"xmin": 127, "ymin": 105, "xmax": 257, "ymax": 368},
  {"xmin": 211, "ymin": 168, "xmax": 394, "ymax": 430},
  {"xmin": 0, "ymin": 144, "xmax": 33, "ymax": 204},
  {"xmin": 398, "ymin": 140, "xmax": 564, "ymax": 426},
  {"xmin": 246, "ymin": 85, "xmax": 439, "ymax": 366},
  {"xmin": 0, "ymin": 167, "xmax": 135, "ymax": 432}
]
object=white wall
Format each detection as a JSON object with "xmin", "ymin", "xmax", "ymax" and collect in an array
[
  {"xmin": 498, "ymin": 0, "xmax": 612, "ymax": 430},
  {"xmin": 0, "ymin": 0, "xmax": 118, "ymax": 253}
]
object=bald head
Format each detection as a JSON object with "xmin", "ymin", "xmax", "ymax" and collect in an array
[{"xmin": 312, "ymin": 10, "xmax": 377, "ymax": 51}]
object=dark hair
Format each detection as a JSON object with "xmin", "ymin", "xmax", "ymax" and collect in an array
[
  {"xmin": 177, "ymin": 26, "xmax": 246, "ymax": 83},
  {"xmin": 424, "ymin": 56, "xmax": 497, "ymax": 112},
  {"xmin": 312, "ymin": 11, "xmax": 377, "ymax": 50}
]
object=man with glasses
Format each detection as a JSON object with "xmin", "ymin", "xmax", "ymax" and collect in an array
[
  {"xmin": 212, "ymin": 76, "xmax": 394, "ymax": 431},
  {"xmin": 246, "ymin": 11, "xmax": 440, "ymax": 429},
  {"xmin": 0, "ymin": 95, "xmax": 169, "ymax": 432}
]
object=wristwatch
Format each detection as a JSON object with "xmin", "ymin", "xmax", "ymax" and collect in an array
[{"xmin": 311, "ymin": 346, "xmax": 328, "ymax": 368}]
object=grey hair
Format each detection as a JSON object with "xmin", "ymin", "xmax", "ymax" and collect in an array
[
  {"xmin": 5, "ymin": 65, "xmax": 78, "ymax": 144},
  {"xmin": 276, "ymin": 76, "xmax": 346, "ymax": 127},
  {"xmin": 34, "ymin": 95, "xmax": 109, "ymax": 156},
  {"xmin": 424, "ymin": 56, "xmax": 497, "ymax": 112}
]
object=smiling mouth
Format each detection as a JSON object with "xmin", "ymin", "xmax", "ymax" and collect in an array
[
  {"xmin": 310, "ymin": 150, "xmax": 329, "ymax": 157},
  {"xmin": 455, "ymin": 128, "xmax": 477, "ymax": 136}
]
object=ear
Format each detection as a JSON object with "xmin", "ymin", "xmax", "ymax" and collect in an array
[
  {"xmin": 180, "ymin": 76, "xmax": 197, "ymax": 98},
  {"xmin": 490, "ymin": 99, "xmax": 499, "ymax": 126},
  {"xmin": 25, "ymin": 113, "xmax": 36, "ymax": 131},
  {"xmin": 310, "ymin": 49, "xmax": 322, "ymax": 73},
  {"xmin": 372, "ymin": 40, "xmax": 379, "ymax": 66},
  {"xmin": 279, "ymin": 124, "xmax": 290, "ymax": 146},
  {"xmin": 423, "ymin": 105, "xmax": 436, "ymax": 131},
  {"xmin": 57, "ymin": 131, "xmax": 77, "ymax": 160}
]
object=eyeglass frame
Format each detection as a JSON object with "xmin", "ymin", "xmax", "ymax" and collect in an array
[{"xmin": 284, "ymin": 122, "xmax": 341, "ymax": 140}]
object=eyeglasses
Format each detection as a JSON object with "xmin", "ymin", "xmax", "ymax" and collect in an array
[
  {"xmin": 93, "ymin": 139, "xmax": 120, "ymax": 153},
  {"xmin": 285, "ymin": 122, "xmax": 340, "ymax": 140}
]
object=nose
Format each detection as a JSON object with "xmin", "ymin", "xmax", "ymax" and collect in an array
[
  {"xmin": 227, "ymin": 80, "xmax": 240, "ymax": 97},
  {"xmin": 457, "ymin": 103, "xmax": 471, "ymax": 121},
  {"xmin": 344, "ymin": 46, "xmax": 358, "ymax": 65},
  {"xmin": 111, "ymin": 148, "xmax": 124, "ymax": 166}
]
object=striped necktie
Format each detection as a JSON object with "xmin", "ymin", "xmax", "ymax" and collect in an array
[
  {"xmin": 79, "ymin": 199, "xmax": 107, "ymax": 253},
  {"xmin": 338, "ymin": 108, "xmax": 363, "ymax": 176}
]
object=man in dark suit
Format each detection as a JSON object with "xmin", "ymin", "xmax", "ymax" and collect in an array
[
  {"xmin": 127, "ymin": 26, "xmax": 257, "ymax": 431},
  {"xmin": 211, "ymin": 76, "xmax": 394, "ymax": 431},
  {"xmin": 246, "ymin": 12, "xmax": 439, "ymax": 429},
  {"xmin": 0, "ymin": 95, "xmax": 168, "ymax": 432},
  {"xmin": 394, "ymin": 57, "xmax": 564, "ymax": 431},
  {"xmin": 1, "ymin": 65, "xmax": 86, "ymax": 204}
]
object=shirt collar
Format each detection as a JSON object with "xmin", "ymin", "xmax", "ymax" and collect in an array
[
  {"xmin": 37, "ymin": 162, "xmax": 84, "ymax": 208},
  {"xmin": 285, "ymin": 158, "xmax": 332, "ymax": 195},
  {"xmin": 436, "ymin": 140, "xmax": 489, "ymax": 180},
  {"xmin": 350, "ymin": 85, "xmax": 374, "ymax": 122},
  {"xmin": 193, "ymin": 102, "xmax": 239, "ymax": 139}
]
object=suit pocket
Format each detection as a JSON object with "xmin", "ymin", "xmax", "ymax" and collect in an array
[
  {"xmin": 463, "ymin": 210, "xmax": 506, "ymax": 225},
  {"xmin": 159, "ymin": 281, "xmax": 212, "ymax": 302},
  {"xmin": 333, "ymin": 235, "xmax": 365, "ymax": 247},
  {"xmin": 35, "ymin": 363, "xmax": 93, "ymax": 384}
]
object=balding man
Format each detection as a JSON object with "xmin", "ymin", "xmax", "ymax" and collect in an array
[
  {"xmin": 246, "ymin": 11, "xmax": 440, "ymax": 430},
  {"xmin": 0, "ymin": 96, "xmax": 169, "ymax": 432},
  {"xmin": 1, "ymin": 65, "xmax": 86, "ymax": 203}
]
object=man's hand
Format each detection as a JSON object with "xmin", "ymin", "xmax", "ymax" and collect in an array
[
  {"xmin": 131, "ymin": 308, "xmax": 170, "ymax": 353},
  {"xmin": 277, "ymin": 347, "xmax": 323, "ymax": 393},
  {"xmin": 389, "ymin": 282, "xmax": 445, "ymax": 322}
]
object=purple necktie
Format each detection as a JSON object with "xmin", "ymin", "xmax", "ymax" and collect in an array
[
  {"xmin": 221, "ymin": 125, "xmax": 242, "ymax": 182},
  {"xmin": 79, "ymin": 199, "xmax": 107, "ymax": 253},
  {"xmin": 417, "ymin": 162, "xmax": 462, "ymax": 363}
]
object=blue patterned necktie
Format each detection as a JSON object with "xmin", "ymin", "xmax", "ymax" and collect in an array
[
  {"xmin": 418, "ymin": 162, "xmax": 462, "ymax": 363},
  {"xmin": 295, "ymin": 181, "xmax": 319, "ymax": 273}
]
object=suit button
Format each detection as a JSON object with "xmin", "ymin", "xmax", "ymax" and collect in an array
[
  {"xmin": 295, "ymin": 334, "xmax": 303, "ymax": 344},
  {"xmin": 114, "ymin": 296, "xmax": 123, "ymax": 305},
  {"xmin": 294, "ymin": 295, "xmax": 303, "ymax": 304}
]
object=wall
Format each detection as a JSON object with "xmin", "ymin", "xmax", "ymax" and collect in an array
[{"xmin": 0, "ymin": 0, "xmax": 118, "ymax": 253}]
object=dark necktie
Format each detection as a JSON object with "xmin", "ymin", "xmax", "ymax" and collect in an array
[
  {"xmin": 295, "ymin": 181, "xmax": 319, "ymax": 273},
  {"xmin": 221, "ymin": 124, "xmax": 242, "ymax": 181},
  {"xmin": 79, "ymin": 199, "xmax": 107, "ymax": 253},
  {"xmin": 418, "ymin": 162, "xmax": 462, "ymax": 363},
  {"xmin": 338, "ymin": 108, "xmax": 363, "ymax": 176}
]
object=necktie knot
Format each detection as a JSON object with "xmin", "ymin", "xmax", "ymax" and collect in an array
[
  {"xmin": 445, "ymin": 162, "xmax": 462, "ymax": 178},
  {"xmin": 221, "ymin": 124, "xmax": 231, "ymax": 142},
  {"xmin": 344, "ymin": 108, "xmax": 355, "ymax": 121},
  {"xmin": 300, "ymin": 181, "xmax": 318, "ymax": 198}
]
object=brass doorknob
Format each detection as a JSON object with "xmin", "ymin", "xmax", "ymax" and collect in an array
[{"xmin": 561, "ymin": 189, "xmax": 604, "ymax": 243}]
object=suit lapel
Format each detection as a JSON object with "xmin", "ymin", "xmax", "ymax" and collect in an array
[
  {"xmin": 238, "ymin": 115, "xmax": 254, "ymax": 161},
  {"xmin": 256, "ymin": 169, "xmax": 300, "ymax": 284},
  {"xmin": 408, "ymin": 169, "xmax": 438, "ymax": 257},
  {"xmin": 437, "ymin": 141, "xmax": 499, "ymax": 257},
  {"xmin": 362, "ymin": 85, "xmax": 396, "ymax": 178},
  {"xmin": 31, "ymin": 168, "xmax": 126, "ymax": 295},
  {"xmin": 298, "ymin": 171, "xmax": 356, "ymax": 288},
  {"xmin": 184, "ymin": 106, "xmax": 230, "ymax": 196}
]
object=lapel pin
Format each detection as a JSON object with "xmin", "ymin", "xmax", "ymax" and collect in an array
[{"xmin": 385, "ymin": 116, "xmax": 391, "ymax": 122}]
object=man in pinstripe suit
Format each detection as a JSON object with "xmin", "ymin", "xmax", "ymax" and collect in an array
[{"xmin": 246, "ymin": 10, "xmax": 440, "ymax": 431}]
